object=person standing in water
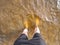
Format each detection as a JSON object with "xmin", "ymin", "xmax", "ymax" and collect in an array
[{"xmin": 14, "ymin": 18, "xmax": 46, "ymax": 45}]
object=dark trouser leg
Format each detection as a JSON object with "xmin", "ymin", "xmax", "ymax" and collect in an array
[
  {"xmin": 33, "ymin": 33, "xmax": 40, "ymax": 39},
  {"xmin": 30, "ymin": 33, "xmax": 46, "ymax": 45},
  {"xmin": 14, "ymin": 34, "xmax": 28, "ymax": 45},
  {"xmin": 18, "ymin": 34, "xmax": 28, "ymax": 40}
]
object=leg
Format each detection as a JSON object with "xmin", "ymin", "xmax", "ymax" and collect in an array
[
  {"xmin": 29, "ymin": 27, "xmax": 46, "ymax": 45},
  {"xmin": 18, "ymin": 28, "xmax": 28, "ymax": 40},
  {"xmin": 14, "ymin": 28, "xmax": 28, "ymax": 45},
  {"xmin": 17, "ymin": 34, "xmax": 28, "ymax": 40},
  {"xmin": 32, "ymin": 33, "xmax": 40, "ymax": 39},
  {"xmin": 33, "ymin": 26, "xmax": 40, "ymax": 39},
  {"xmin": 32, "ymin": 33, "xmax": 46, "ymax": 45}
]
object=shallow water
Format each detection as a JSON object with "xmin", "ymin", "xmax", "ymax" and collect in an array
[{"xmin": 0, "ymin": 0, "xmax": 60, "ymax": 45}]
